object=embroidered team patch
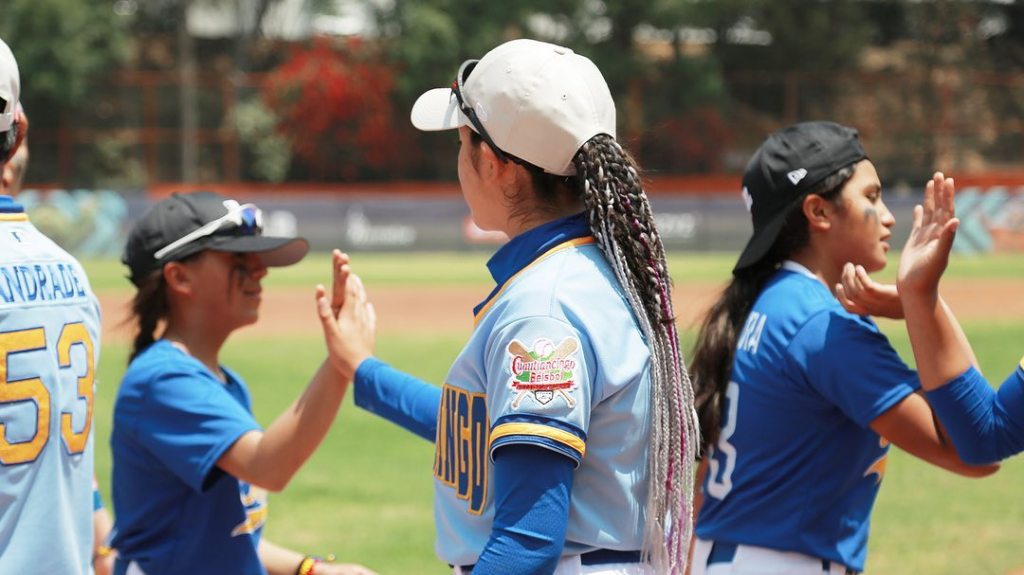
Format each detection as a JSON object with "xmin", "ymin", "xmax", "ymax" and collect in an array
[{"xmin": 507, "ymin": 337, "xmax": 580, "ymax": 409}]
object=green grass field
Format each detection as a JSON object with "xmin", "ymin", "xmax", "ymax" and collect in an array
[{"xmin": 85, "ymin": 253, "xmax": 1024, "ymax": 574}]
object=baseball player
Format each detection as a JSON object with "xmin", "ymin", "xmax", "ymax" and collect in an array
[
  {"xmin": 0, "ymin": 38, "xmax": 103, "ymax": 573},
  {"xmin": 110, "ymin": 191, "xmax": 375, "ymax": 575},
  {"xmin": 896, "ymin": 172, "xmax": 1024, "ymax": 463},
  {"xmin": 1, "ymin": 96, "xmax": 119, "ymax": 575},
  {"xmin": 330, "ymin": 39, "xmax": 700, "ymax": 574},
  {"xmin": 688, "ymin": 122, "xmax": 996, "ymax": 575}
]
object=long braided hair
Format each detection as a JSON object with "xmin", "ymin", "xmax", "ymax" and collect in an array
[
  {"xmin": 570, "ymin": 134, "xmax": 698, "ymax": 572},
  {"xmin": 691, "ymin": 166, "xmax": 855, "ymax": 451}
]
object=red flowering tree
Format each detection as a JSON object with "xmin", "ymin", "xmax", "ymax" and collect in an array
[{"xmin": 264, "ymin": 37, "xmax": 409, "ymax": 180}]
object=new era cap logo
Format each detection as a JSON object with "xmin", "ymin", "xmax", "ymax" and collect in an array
[
  {"xmin": 741, "ymin": 186, "xmax": 753, "ymax": 212},
  {"xmin": 787, "ymin": 168, "xmax": 808, "ymax": 186}
]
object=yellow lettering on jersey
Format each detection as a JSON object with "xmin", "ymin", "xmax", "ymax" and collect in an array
[
  {"xmin": 864, "ymin": 436, "xmax": 891, "ymax": 485},
  {"xmin": 232, "ymin": 486, "xmax": 269, "ymax": 536},
  {"xmin": 434, "ymin": 384, "xmax": 489, "ymax": 515},
  {"xmin": 57, "ymin": 323, "xmax": 94, "ymax": 455},
  {"xmin": 0, "ymin": 328, "xmax": 50, "ymax": 465}
]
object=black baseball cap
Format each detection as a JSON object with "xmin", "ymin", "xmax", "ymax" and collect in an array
[
  {"xmin": 733, "ymin": 121, "xmax": 867, "ymax": 273},
  {"xmin": 123, "ymin": 191, "xmax": 309, "ymax": 286}
]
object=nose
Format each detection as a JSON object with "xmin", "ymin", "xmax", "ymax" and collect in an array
[
  {"xmin": 246, "ymin": 254, "xmax": 268, "ymax": 280},
  {"xmin": 879, "ymin": 200, "xmax": 896, "ymax": 228}
]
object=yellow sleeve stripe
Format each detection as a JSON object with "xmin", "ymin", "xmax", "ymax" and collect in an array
[
  {"xmin": 1019, "ymin": 356, "xmax": 1024, "ymax": 371},
  {"xmin": 489, "ymin": 422, "xmax": 586, "ymax": 458},
  {"xmin": 474, "ymin": 237, "xmax": 596, "ymax": 326},
  {"xmin": 0, "ymin": 213, "xmax": 28, "ymax": 222}
]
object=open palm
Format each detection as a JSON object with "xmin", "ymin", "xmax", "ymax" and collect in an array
[{"xmin": 897, "ymin": 172, "xmax": 959, "ymax": 295}]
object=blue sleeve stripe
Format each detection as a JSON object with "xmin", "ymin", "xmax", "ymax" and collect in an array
[
  {"xmin": 490, "ymin": 422, "xmax": 585, "ymax": 461},
  {"xmin": 490, "ymin": 435, "xmax": 583, "ymax": 467},
  {"xmin": 492, "ymin": 413, "xmax": 587, "ymax": 442}
]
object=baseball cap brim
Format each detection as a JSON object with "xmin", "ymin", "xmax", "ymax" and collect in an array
[
  {"xmin": 410, "ymin": 88, "xmax": 465, "ymax": 132},
  {"xmin": 732, "ymin": 196, "xmax": 803, "ymax": 274},
  {"xmin": 208, "ymin": 235, "xmax": 310, "ymax": 267}
]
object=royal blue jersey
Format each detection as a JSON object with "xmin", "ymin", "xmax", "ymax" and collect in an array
[
  {"xmin": 433, "ymin": 213, "xmax": 652, "ymax": 566},
  {"xmin": 111, "ymin": 340, "xmax": 265, "ymax": 575},
  {"xmin": 696, "ymin": 261, "xmax": 918, "ymax": 572},
  {"xmin": 0, "ymin": 197, "xmax": 102, "ymax": 574}
]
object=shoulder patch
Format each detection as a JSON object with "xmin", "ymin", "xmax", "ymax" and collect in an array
[{"xmin": 506, "ymin": 337, "xmax": 580, "ymax": 409}]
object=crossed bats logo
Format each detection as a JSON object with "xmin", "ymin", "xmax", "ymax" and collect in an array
[{"xmin": 507, "ymin": 337, "xmax": 579, "ymax": 409}]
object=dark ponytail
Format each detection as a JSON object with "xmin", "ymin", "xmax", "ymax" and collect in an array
[
  {"xmin": 691, "ymin": 165, "xmax": 856, "ymax": 452},
  {"xmin": 128, "ymin": 270, "xmax": 169, "ymax": 361}
]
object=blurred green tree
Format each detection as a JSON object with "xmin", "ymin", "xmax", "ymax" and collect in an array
[{"xmin": 0, "ymin": 0, "xmax": 131, "ymax": 111}]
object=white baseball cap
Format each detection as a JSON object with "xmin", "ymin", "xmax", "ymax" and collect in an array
[
  {"xmin": 410, "ymin": 39, "xmax": 616, "ymax": 176},
  {"xmin": 0, "ymin": 38, "xmax": 19, "ymax": 133}
]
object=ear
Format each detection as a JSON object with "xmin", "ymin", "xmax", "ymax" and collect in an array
[
  {"xmin": 162, "ymin": 261, "xmax": 195, "ymax": 297},
  {"xmin": 802, "ymin": 194, "xmax": 834, "ymax": 232}
]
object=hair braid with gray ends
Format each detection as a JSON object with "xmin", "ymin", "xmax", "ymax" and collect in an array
[{"xmin": 572, "ymin": 134, "xmax": 700, "ymax": 572}]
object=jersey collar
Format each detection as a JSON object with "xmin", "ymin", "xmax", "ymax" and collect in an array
[
  {"xmin": 781, "ymin": 259, "xmax": 820, "ymax": 281},
  {"xmin": 0, "ymin": 195, "xmax": 25, "ymax": 214},
  {"xmin": 474, "ymin": 212, "xmax": 592, "ymax": 317}
]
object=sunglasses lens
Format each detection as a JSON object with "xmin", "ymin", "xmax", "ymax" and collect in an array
[{"xmin": 238, "ymin": 206, "xmax": 262, "ymax": 235}]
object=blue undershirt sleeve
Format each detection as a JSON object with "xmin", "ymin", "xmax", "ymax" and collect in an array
[
  {"xmin": 352, "ymin": 357, "xmax": 441, "ymax": 442},
  {"xmin": 925, "ymin": 365, "xmax": 1024, "ymax": 464},
  {"xmin": 472, "ymin": 445, "xmax": 574, "ymax": 575}
]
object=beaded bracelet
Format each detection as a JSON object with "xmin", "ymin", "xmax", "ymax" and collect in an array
[
  {"xmin": 296, "ymin": 556, "xmax": 317, "ymax": 575},
  {"xmin": 296, "ymin": 554, "xmax": 337, "ymax": 575}
]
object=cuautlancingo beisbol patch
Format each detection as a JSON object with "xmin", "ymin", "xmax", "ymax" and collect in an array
[{"xmin": 506, "ymin": 337, "xmax": 580, "ymax": 409}]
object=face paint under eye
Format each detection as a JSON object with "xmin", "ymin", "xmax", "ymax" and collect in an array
[{"xmin": 863, "ymin": 206, "xmax": 879, "ymax": 225}]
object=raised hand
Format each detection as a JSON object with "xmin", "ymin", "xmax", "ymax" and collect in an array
[
  {"xmin": 835, "ymin": 262, "xmax": 904, "ymax": 319},
  {"xmin": 330, "ymin": 249, "xmax": 350, "ymax": 319},
  {"xmin": 897, "ymin": 172, "xmax": 959, "ymax": 297},
  {"xmin": 316, "ymin": 270, "xmax": 376, "ymax": 382}
]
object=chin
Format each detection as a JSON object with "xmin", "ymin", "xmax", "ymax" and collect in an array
[{"xmin": 866, "ymin": 256, "xmax": 888, "ymax": 273}]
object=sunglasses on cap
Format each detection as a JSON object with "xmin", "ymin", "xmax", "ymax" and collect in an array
[
  {"xmin": 451, "ymin": 59, "xmax": 509, "ymax": 164},
  {"xmin": 153, "ymin": 199, "xmax": 263, "ymax": 260}
]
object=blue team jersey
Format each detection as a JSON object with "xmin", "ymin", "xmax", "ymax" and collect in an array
[
  {"xmin": 111, "ymin": 340, "xmax": 265, "ymax": 575},
  {"xmin": 0, "ymin": 198, "xmax": 102, "ymax": 574},
  {"xmin": 433, "ymin": 213, "xmax": 652, "ymax": 566},
  {"xmin": 696, "ymin": 262, "xmax": 918, "ymax": 572}
]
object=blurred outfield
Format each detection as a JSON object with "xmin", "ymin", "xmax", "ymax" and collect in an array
[{"xmin": 85, "ymin": 252, "xmax": 1024, "ymax": 575}]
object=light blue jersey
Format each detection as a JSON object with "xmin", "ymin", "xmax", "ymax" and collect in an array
[
  {"xmin": 696, "ymin": 262, "xmax": 918, "ymax": 572},
  {"xmin": 433, "ymin": 214, "xmax": 652, "ymax": 566},
  {"xmin": 0, "ymin": 197, "xmax": 101, "ymax": 573},
  {"xmin": 111, "ymin": 340, "xmax": 265, "ymax": 575}
]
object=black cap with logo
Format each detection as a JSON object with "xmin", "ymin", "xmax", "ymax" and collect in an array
[
  {"xmin": 123, "ymin": 191, "xmax": 309, "ymax": 286},
  {"xmin": 733, "ymin": 121, "xmax": 867, "ymax": 273}
]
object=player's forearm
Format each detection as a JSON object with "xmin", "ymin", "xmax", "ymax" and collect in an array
[
  {"xmin": 353, "ymin": 357, "xmax": 440, "ymax": 441},
  {"xmin": 901, "ymin": 291, "xmax": 975, "ymax": 391},
  {"xmin": 220, "ymin": 359, "xmax": 347, "ymax": 491},
  {"xmin": 258, "ymin": 539, "xmax": 305, "ymax": 575},
  {"xmin": 926, "ymin": 366, "xmax": 1024, "ymax": 464}
]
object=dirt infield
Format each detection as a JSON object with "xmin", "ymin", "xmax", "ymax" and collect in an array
[{"xmin": 98, "ymin": 277, "xmax": 1023, "ymax": 343}]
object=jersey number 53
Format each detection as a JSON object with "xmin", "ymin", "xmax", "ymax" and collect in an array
[{"xmin": 0, "ymin": 323, "xmax": 95, "ymax": 465}]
